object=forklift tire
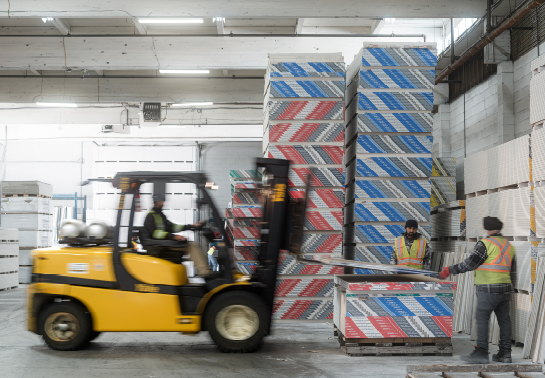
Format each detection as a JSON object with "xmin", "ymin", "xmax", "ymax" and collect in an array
[
  {"xmin": 39, "ymin": 302, "xmax": 93, "ymax": 351},
  {"xmin": 88, "ymin": 331, "xmax": 101, "ymax": 342},
  {"xmin": 206, "ymin": 291, "xmax": 269, "ymax": 353}
]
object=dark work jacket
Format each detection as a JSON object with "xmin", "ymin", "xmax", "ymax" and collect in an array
[{"xmin": 144, "ymin": 207, "xmax": 193, "ymax": 240}]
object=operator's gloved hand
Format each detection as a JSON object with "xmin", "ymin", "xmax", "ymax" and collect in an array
[
  {"xmin": 438, "ymin": 267, "xmax": 450, "ymax": 280},
  {"xmin": 192, "ymin": 221, "xmax": 205, "ymax": 230}
]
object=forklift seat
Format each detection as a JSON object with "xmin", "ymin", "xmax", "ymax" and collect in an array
[{"xmin": 137, "ymin": 226, "xmax": 188, "ymax": 263}]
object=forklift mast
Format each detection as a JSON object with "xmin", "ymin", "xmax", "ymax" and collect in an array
[{"xmin": 251, "ymin": 158, "xmax": 293, "ymax": 313}]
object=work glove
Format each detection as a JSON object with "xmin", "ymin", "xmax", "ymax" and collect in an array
[{"xmin": 438, "ymin": 267, "xmax": 450, "ymax": 280}]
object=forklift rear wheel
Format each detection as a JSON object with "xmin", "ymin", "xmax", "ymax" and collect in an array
[
  {"xmin": 39, "ymin": 302, "xmax": 93, "ymax": 351},
  {"xmin": 206, "ymin": 292, "xmax": 269, "ymax": 353}
]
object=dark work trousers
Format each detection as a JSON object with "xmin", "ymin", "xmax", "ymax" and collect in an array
[{"xmin": 475, "ymin": 291, "xmax": 512, "ymax": 351}]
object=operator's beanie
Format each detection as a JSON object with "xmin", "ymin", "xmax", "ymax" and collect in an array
[
  {"xmin": 405, "ymin": 219, "xmax": 418, "ymax": 229},
  {"xmin": 483, "ymin": 216, "xmax": 503, "ymax": 231}
]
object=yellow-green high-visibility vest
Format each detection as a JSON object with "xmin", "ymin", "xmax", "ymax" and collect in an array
[
  {"xmin": 474, "ymin": 236, "xmax": 515, "ymax": 285},
  {"xmin": 149, "ymin": 210, "xmax": 183, "ymax": 239},
  {"xmin": 394, "ymin": 236, "xmax": 426, "ymax": 269}
]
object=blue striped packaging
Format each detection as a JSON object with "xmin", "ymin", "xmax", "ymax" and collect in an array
[
  {"xmin": 360, "ymin": 47, "xmax": 438, "ymax": 67},
  {"xmin": 354, "ymin": 113, "xmax": 433, "ymax": 133},
  {"xmin": 356, "ymin": 135, "xmax": 433, "ymax": 154},
  {"xmin": 354, "ymin": 179, "xmax": 431, "ymax": 199},
  {"xmin": 356, "ymin": 157, "xmax": 432, "ymax": 177},
  {"xmin": 355, "ymin": 225, "xmax": 431, "ymax": 243},
  {"xmin": 359, "ymin": 68, "xmax": 434, "ymax": 89},
  {"xmin": 269, "ymin": 80, "xmax": 345, "ymax": 98},
  {"xmin": 354, "ymin": 202, "xmax": 431, "ymax": 223},
  {"xmin": 269, "ymin": 62, "xmax": 345, "ymax": 78},
  {"xmin": 356, "ymin": 92, "xmax": 433, "ymax": 111}
]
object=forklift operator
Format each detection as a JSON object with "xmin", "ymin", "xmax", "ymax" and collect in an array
[
  {"xmin": 144, "ymin": 197, "xmax": 204, "ymax": 241},
  {"xmin": 144, "ymin": 195, "xmax": 211, "ymax": 275}
]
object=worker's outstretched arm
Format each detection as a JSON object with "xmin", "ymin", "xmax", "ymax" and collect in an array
[{"xmin": 448, "ymin": 241, "xmax": 488, "ymax": 275}]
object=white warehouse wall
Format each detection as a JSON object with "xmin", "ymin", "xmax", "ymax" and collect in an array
[
  {"xmin": 434, "ymin": 41, "xmax": 545, "ymax": 196},
  {"xmin": 200, "ymin": 142, "xmax": 263, "ymax": 214}
]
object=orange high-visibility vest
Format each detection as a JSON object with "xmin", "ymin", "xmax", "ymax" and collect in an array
[
  {"xmin": 475, "ymin": 236, "xmax": 515, "ymax": 285},
  {"xmin": 394, "ymin": 236, "xmax": 426, "ymax": 269}
]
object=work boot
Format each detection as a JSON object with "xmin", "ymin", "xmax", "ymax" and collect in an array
[
  {"xmin": 492, "ymin": 349, "xmax": 512, "ymax": 363},
  {"xmin": 460, "ymin": 346, "xmax": 489, "ymax": 364}
]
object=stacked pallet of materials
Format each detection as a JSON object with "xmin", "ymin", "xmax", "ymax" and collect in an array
[
  {"xmin": 1, "ymin": 181, "xmax": 53, "ymax": 284},
  {"xmin": 262, "ymin": 54, "xmax": 346, "ymax": 321},
  {"xmin": 226, "ymin": 170, "xmax": 263, "ymax": 275},
  {"xmin": 343, "ymin": 44, "xmax": 437, "ymax": 272},
  {"xmin": 431, "ymin": 157, "xmax": 457, "ymax": 207},
  {"xmin": 464, "ymin": 135, "xmax": 530, "ymax": 195},
  {"xmin": 333, "ymin": 274, "xmax": 456, "ymax": 356},
  {"xmin": 0, "ymin": 228, "xmax": 19, "ymax": 290},
  {"xmin": 530, "ymin": 54, "xmax": 545, "ymax": 129}
]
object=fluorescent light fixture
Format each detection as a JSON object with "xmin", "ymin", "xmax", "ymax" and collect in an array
[
  {"xmin": 42, "ymin": 17, "xmax": 53, "ymax": 23},
  {"xmin": 36, "ymin": 102, "xmax": 77, "ymax": 107},
  {"xmin": 159, "ymin": 69, "xmax": 210, "ymax": 74},
  {"xmin": 138, "ymin": 18, "xmax": 203, "ymax": 24},
  {"xmin": 171, "ymin": 102, "xmax": 214, "ymax": 107}
]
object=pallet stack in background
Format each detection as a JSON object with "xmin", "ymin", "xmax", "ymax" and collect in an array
[
  {"xmin": 343, "ymin": 44, "xmax": 437, "ymax": 271},
  {"xmin": 524, "ymin": 54, "xmax": 545, "ymax": 362},
  {"xmin": 227, "ymin": 170, "xmax": 263, "ymax": 275},
  {"xmin": 1, "ymin": 181, "xmax": 53, "ymax": 284},
  {"xmin": 263, "ymin": 53, "xmax": 346, "ymax": 320},
  {"xmin": 0, "ymin": 228, "xmax": 18, "ymax": 290}
]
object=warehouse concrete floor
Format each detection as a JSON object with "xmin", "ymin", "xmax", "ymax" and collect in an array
[{"xmin": 0, "ymin": 288, "xmax": 529, "ymax": 378}]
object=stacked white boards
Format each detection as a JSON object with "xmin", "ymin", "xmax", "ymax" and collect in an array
[
  {"xmin": 0, "ymin": 228, "xmax": 18, "ymax": 290},
  {"xmin": 342, "ymin": 43, "xmax": 438, "ymax": 272},
  {"xmin": 1, "ymin": 181, "xmax": 53, "ymax": 284}
]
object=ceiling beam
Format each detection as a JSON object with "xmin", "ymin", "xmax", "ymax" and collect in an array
[
  {"xmin": 51, "ymin": 18, "xmax": 71, "ymax": 35},
  {"xmin": 0, "ymin": 104, "xmax": 261, "ymax": 128},
  {"xmin": 0, "ymin": 76, "xmax": 264, "ymax": 103},
  {"xmin": 0, "ymin": 36, "xmax": 430, "ymax": 71},
  {"xmin": 0, "ymin": 0, "xmax": 489, "ymax": 18},
  {"xmin": 295, "ymin": 18, "xmax": 305, "ymax": 34},
  {"xmin": 371, "ymin": 19, "xmax": 385, "ymax": 34},
  {"xmin": 216, "ymin": 18, "xmax": 225, "ymax": 34},
  {"xmin": 133, "ymin": 19, "xmax": 147, "ymax": 35}
]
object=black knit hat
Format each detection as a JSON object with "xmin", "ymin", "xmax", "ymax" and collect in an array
[
  {"xmin": 405, "ymin": 219, "xmax": 418, "ymax": 229},
  {"xmin": 483, "ymin": 216, "xmax": 503, "ymax": 231}
]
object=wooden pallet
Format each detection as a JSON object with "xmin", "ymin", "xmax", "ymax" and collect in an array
[{"xmin": 334, "ymin": 327, "xmax": 452, "ymax": 357}]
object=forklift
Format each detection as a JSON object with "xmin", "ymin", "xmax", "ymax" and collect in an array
[{"xmin": 26, "ymin": 158, "xmax": 306, "ymax": 353}]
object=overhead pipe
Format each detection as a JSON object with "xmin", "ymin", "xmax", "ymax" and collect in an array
[{"xmin": 435, "ymin": 0, "xmax": 545, "ymax": 85}]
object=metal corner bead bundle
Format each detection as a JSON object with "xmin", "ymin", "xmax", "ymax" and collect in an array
[
  {"xmin": 263, "ymin": 53, "xmax": 346, "ymax": 320},
  {"xmin": 342, "ymin": 44, "xmax": 438, "ymax": 273}
]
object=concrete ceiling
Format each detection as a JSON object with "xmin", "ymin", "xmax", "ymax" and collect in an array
[
  {"xmin": 0, "ymin": 0, "xmax": 513, "ymax": 137},
  {"xmin": 0, "ymin": 1, "xmax": 492, "ymax": 18}
]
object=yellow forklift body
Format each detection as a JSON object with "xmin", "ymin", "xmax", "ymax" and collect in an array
[{"xmin": 28, "ymin": 247, "xmax": 251, "ymax": 333}]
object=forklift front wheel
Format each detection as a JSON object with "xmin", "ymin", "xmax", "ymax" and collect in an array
[
  {"xmin": 206, "ymin": 291, "xmax": 269, "ymax": 353},
  {"xmin": 39, "ymin": 302, "xmax": 93, "ymax": 351}
]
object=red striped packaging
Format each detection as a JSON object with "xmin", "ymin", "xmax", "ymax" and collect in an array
[
  {"xmin": 305, "ymin": 210, "xmax": 343, "ymax": 231},
  {"xmin": 288, "ymin": 167, "xmax": 343, "ymax": 187},
  {"xmin": 267, "ymin": 146, "xmax": 344, "ymax": 165},
  {"xmin": 289, "ymin": 189, "xmax": 344, "ymax": 208},
  {"xmin": 268, "ymin": 123, "xmax": 344, "ymax": 142}
]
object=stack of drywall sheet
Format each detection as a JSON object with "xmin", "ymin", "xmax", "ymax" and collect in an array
[
  {"xmin": 227, "ymin": 170, "xmax": 263, "ymax": 272},
  {"xmin": 343, "ymin": 44, "xmax": 437, "ymax": 273},
  {"xmin": 523, "ymin": 258, "xmax": 545, "ymax": 362},
  {"xmin": 465, "ymin": 188, "xmax": 531, "ymax": 238},
  {"xmin": 431, "ymin": 157, "xmax": 457, "ymax": 207},
  {"xmin": 0, "ymin": 228, "xmax": 19, "ymax": 290},
  {"xmin": 533, "ymin": 127, "xmax": 545, "ymax": 183},
  {"xmin": 334, "ymin": 274, "xmax": 456, "ymax": 339},
  {"xmin": 1, "ymin": 181, "xmax": 53, "ymax": 284},
  {"xmin": 530, "ymin": 54, "xmax": 545, "ymax": 127},
  {"xmin": 431, "ymin": 200, "xmax": 466, "ymax": 238},
  {"xmin": 262, "ymin": 54, "xmax": 346, "ymax": 321},
  {"xmin": 464, "ymin": 135, "xmax": 530, "ymax": 194}
]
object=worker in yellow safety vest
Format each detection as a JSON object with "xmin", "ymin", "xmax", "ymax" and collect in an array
[
  {"xmin": 439, "ymin": 216, "xmax": 516, "ymax": 364},
  {"xmin": 390, "ymin": 219, "xmax": 431, "ymax": 270},
  {"xmin": 144, "ymin": 195, "xmax": 204, "ymax": 242}
]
